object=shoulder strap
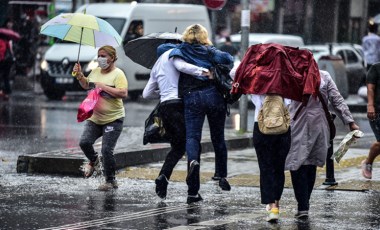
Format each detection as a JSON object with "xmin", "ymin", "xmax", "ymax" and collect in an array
[{"xmin": 317, "ymin": 92, "xmax": 333, "ymax": 120}]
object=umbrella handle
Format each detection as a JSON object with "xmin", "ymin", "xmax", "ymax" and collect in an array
[{"xmin": 72, "ymin": 28, "xmax": 84, "ymax": 77}]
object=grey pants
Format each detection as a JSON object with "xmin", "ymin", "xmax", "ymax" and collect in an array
[{"xmin": 79, "ymin": 119, "xmax": 124, "ymax": 182}]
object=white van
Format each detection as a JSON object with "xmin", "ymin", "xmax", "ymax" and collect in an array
[
  {"xmin": 40, "ymin": 3, "xmax": 211, "ymax": 100},
  {"xmin": 218, "ymin": 33, "xmax": 305, "ymax": 48},
  {"xmin": 217, "ymin": 33, "xmax": 305, "ymax": 69}
]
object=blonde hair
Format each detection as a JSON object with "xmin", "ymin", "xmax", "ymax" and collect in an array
[
  {"xmin": 182, "ymin": 24, "xmax": 212, "ymax": 46},
  {"xmin": 99, "ymin": 45, "xmax": 118, "ymax": 62}
]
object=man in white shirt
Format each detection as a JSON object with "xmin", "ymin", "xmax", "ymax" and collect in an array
[
  {"xmin": 362, "ymin": 23, "xmax": 380, "ymax": 70},
  {"xmin": 143, "ymin": 43, "xmax": 209, "ymax": 200}
]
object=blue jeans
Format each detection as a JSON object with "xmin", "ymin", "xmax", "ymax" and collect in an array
[
  {"xmin": 184, "ymin": 86, "xmax": 227, "ymax": 194},
  {"xmin": 79, "ymin": 119, "xmax": 123, "ymax": 182}
]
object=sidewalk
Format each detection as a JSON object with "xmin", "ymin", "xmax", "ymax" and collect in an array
[
  {"xmin": 118, "ymin": 138, "xmax": 380, "ymax": 192},
  {"xmin": 16, "ymin": 93, "xmax": 379, "ymax": 191},
  {"xmin": 16, "ymin": 124, "xmax": 380, "ymax": 192}
]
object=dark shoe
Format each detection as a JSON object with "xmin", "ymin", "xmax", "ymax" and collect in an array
[
  {"xmin": 187, "ymin": 193, "xmax": 203, "ymax": 204},
  {"xmin": 295, "ymin": 210, "xmax": 309, "ymax": 219},
  {"xmin": 155, "ymin": 174, "xmax": 168, "ymax": 199},
  {"xmin": 211, "ymin": 175, "xmax": 221, "ymax": 181},
  {"xmin": 186, "ymin": 160, "xmax": 200, "ymax": 184},
  {"xmin": 219, "ymin": 178, "xmax": 231, "ymax": 191}
]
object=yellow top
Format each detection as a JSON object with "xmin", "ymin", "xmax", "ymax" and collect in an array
[{"xmin": 87, "ymin": 67, "xmax": 128, "ymax": 125}]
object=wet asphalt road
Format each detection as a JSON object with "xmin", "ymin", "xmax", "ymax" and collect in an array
[
  {"xmin": 1, "ymin": 158, "xmax": 380, "ymax": 230},
  {"xmin": 1, "ymin": 90, "xmax": 380, "ymax": 229}
]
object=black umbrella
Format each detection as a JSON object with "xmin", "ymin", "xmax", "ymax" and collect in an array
[
  {"xmin": 124, "ymin": 32, "xmax": 182, "ymax": 69},
  {"xmin": 374, "ymin": 14, "xmax": 380, "ymax": 24}
]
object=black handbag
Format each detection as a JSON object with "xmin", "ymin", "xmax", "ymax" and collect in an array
[
  {"xmin": 208, "ymin": 49, "xmax": 241, "ymax": 105},
  {"xmin": 143, "ymin": 102, "xmax": 170, "ymax": 145}
]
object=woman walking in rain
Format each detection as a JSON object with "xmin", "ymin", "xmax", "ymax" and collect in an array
[
  {"xmin": 72, "ymin": 45, "xmax": 128, "ymax": 191},
  {"xmin": 286, "ymin": 70, "xmax": 359, "ymax": 219},
  {"xmin": 169, "ymin": 24, "xmax": 234, "ymax": 204}
]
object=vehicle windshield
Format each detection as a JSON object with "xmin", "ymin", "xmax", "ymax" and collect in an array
[{"xmin": 102, "ymin": 17, "xmax": 125, "ymax": 34}]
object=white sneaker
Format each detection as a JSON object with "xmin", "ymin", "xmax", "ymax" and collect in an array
[
  {"xmin": 361, "ymin": 160, "xmax": 372, "ymax": 179},
  {"xmin": 266, "ymin": 207, "xmax": 279, "ymax": 222}
]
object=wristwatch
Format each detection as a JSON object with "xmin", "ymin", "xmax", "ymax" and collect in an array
[{"xmin": 88, "ymin": 82, "xmax": 96, "ymax": 89}]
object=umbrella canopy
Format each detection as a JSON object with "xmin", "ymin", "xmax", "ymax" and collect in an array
[
  {"xmin": 124, "ymin": 32, "xmax": 182, "ymax": 69},
  {"xmin": 40, "ymin": 12, "xmax": 122, "ymax": 48},
  {"xmin": 374, "ymin": 14, "xmax": 380, "ymax": 24},
  {"xmin": 0, "ymin": 28, "xmax": 20, "ymax": 41}
]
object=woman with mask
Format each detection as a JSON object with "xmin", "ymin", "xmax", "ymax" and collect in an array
[{"xmin": 73, "ymin": 45, "xmax": 128, "ymax": 191}]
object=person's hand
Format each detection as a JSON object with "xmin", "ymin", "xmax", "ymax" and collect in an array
[
  {"xmin": 204, "ymin": 70, "xmax": 213, "ymax": 79},
  {"xmin": 349, "ymin": 122, "xmax": 360, "ymax": 131},
  {"xmin": 367, "ymin": 104, "xmax": 376, "ymax": 120},
  {"xmin": 73, "ymin": 63, "xmax": 82, "ymax": 76}
]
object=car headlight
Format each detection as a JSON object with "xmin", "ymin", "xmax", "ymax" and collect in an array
[
  {"xmin": 85, "ymin": 59, "xmax": 98, "ymax": 72},
  {"xmin": 40, "ymin": 59, "xmax": 48, "ymax": 71}
]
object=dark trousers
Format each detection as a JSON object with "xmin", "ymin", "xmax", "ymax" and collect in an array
[
  {"xmin": 290, "ymin": 165, "xmax": 317, "ymax": 211},
  {"xmin": 158, "ymin": 100, "xmax": 186, "ymax": 180},
  {"xmin": 79, "ymin": 119, "xmax": 123, "ymax": 182},
  {"xmin": 253, "ymin": 122, "xmax": 291, "ymax": 204},
  {"xmin": 0, "ymin": 60, "xmax": 12, "ymax": 94}
]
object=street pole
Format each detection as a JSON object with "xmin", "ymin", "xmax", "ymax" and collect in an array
[
  {"xmin": 211, "ymin": 10, "xmax": 217, "ymax": 44},
  {"xmin": 275, "ymin": 0, "xmax": 284, "ymax": 33},
  {"xmin": 239, "ymin": 0, "xmax": 250, "ymax": 132}
]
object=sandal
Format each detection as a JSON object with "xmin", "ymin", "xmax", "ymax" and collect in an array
[{"xmin": 84, "ymin": 157, "xmax": 99, "ymax": 178}]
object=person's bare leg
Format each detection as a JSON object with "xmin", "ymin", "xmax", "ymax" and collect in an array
[{"xmin": 366, "ymin": 142, "xmax": 380, "ymax": 164}]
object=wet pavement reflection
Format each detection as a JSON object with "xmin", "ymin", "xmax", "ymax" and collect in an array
[{"xmin": 1, "ymin": 172, "xmax": 380, "ymax": 229}]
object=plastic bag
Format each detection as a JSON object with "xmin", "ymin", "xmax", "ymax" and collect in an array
[
  {"xmin": 332, "ymin": 130, "xmax": 364, "ymax": 163},
  {"xmin": 77, "ymin": 88, "xmax": 101, "ymax": 122}
]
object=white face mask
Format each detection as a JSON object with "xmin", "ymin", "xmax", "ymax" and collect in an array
[{"xmin": 97, "ymin": 57, "xmax": 110, "ymax": 69}]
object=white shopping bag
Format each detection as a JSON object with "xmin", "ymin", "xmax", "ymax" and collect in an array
[{"xmin": 332, "ymin": 130, "xmax": 364, "ymax": 163}]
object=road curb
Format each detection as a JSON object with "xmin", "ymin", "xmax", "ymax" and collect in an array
[{"xmin": 16, "ymin": 135, "xmax": 253, "ymax": 177}]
